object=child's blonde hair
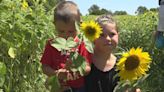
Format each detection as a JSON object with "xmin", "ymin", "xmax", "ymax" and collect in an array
[{"xmin": 95, "ymin": 14, "xmax": 119, "ymax": 32}]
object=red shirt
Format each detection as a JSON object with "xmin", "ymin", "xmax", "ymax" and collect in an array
[{"xmin": 40, "ymin": 38, "xmax": 91, "ymax": 88}]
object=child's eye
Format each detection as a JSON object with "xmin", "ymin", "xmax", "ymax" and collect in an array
[
  {"xmin": 58, "ymin": 30, "xmax": 65, "ymax": 33},
  {"xmin": 109, "ymin": 33, "xmax": 115, "ymax": 37},
  {"xmin": 100, "ymin": 33, "xmax": 105, "ymax": 37},
  {"xmin": 69, "ymin": 30, "xmax": 75, "ymax": 33}
]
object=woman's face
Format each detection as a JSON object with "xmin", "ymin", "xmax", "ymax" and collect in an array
[{"xmin": 94, "ymin": 23, "xmax": 118, "ymax": 52}]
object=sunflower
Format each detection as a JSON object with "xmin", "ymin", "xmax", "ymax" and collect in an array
[
  {"xmin": 21, "ymin": 0, "xmax": 28, "ymax": 10},
  {"xmin": 80, "ymin": 20, "xmax": 102, "ymax": 42},
  {"xmin": 116, "ymin": 47, "xmax": 152, "ymax": 81}
]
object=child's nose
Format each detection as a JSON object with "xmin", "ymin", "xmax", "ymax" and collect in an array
[{"xmin": 106, "ymin": 35, "xmax": 112, "ymax": 42}]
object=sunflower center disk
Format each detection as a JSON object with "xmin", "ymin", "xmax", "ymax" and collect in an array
[
  {"xmin": 125, "ymin": 55, "xmax": 140, "ymax": 71},
  {"xmin": 86, "ymin": 27, "xmax": 96, "ymax": 36}
]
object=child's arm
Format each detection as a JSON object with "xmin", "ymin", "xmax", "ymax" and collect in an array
[
  {"xmin": 42, "ymin": 64, "xmax": 56, "ymax": 77},
  {"xmin": 66, "ymin": 61, "xmax": 91, "ymax": 80},
  {"xmin": 43, "ymin": 65, "xmax": 72, "ymax": 91},
  {"xmin": 42, "ymin": 64, "xmax": 69, "ymax": 80},
  {"xmin": 84, "ymin": 62, "xmax": 91, "ymax": 76},
  {"xmin": 72, "ymin": 62, "xmax": 91, "ymax": 80}
]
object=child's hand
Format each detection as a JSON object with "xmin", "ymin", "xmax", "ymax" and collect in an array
[
  {"xmin": 56, "ymin": 69, "xmax": 80, "ymax": 82},
  {"xmin": 55, "ymin": 69, "xmax": 69, "ymax": 87},
  {"xmin": 65, "ymin": 58, "xmax": 91, "ymax": 77},
  {"xmin": 56, "ymin": 69, "xmax": 69, "ymax": 80},
  {"xmin": 66, "ymin": 71, "xmax": 80, "ymax": 81},
  {"xmin": 65, "ymin": 59, "xmax": 72, "ymax": 70}
]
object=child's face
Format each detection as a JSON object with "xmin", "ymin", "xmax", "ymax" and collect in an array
[
  {"xmin": 55, "ymin": 20, "xmax": 77, "ymax": 39},
  {"xmin": 94, "ymin": 23, "xmax": 118, "ymax": 52}
]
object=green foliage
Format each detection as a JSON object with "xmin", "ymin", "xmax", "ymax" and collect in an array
[
  {"xmin": 113, "ymin": 11, "xmax": 127, "ymax": 15},
  {"xmin": 51, "ymin": 37, "xmax": 77, "ymax": 51},
  {"xmin": 82, "ymin": 15, "xmax": 97, "ymax": 21},
  {"xmin": 83, "ymin": 36, "xmax": 94, "ymax": 53},
  {"xmin": 47, "ymin": 76, "xmax": 61, "ymax": 92},
  {"xmin": 0, "ymin": 0, "xmax": 55, "ymax": 91},
  {"xmin": 88, "ymin": 4, "xmax": 112, "ymax": 15},
  {"xmin": 0, "ymin": 0, "xmax": 163, "ymax": 91},
  {"xmin": 88, "ymin": 4, "xmax": 100, "ymax": 15},
  {"xmin": 149, "ymin": 8, "xmax": 158, "ymax": 12},
  {"xmin": 69, "ymin": 51, "xmax": 86, "ymax": 76},
  {"xmin": 44, "ymin": 0, "xmax": 64, "ymax": 12},
  {"xmin": 115, "ymin": 11, "xmax": 158, "ymax": 49},
  {"xmin": 8, "ymin": 47, "xmax": 16, "ymax": 59},
  {"xmin": 0, "ymin": 62, "xmax": 6, "ymax": 89},
  {"xmin": 136, "ymin": 6, "xmax": 148, "ymax": 15},
  {"xmin": 0, "ymin": 62, "xmax": 6, "ymax": 76}
]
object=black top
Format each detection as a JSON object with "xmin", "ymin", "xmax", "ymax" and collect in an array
[{"xmin": 85, "ymin": 63, "xmax": 119, "ymax": 92}]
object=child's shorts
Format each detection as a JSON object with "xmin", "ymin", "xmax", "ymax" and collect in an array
[{"xmin": 158, "ymin": 5, "xmax": 164, "ymax": 32}]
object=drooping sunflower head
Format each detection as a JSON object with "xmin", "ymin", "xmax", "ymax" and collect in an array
[
  {"xmin": 80, "ymin": 20, "xmax": 102, "ymax": 42},
  {"xmin": 116, "ymin": 47, "xmax": 152, "ymax": 81}
]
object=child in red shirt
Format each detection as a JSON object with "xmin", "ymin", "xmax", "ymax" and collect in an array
[{"xmin": 40, "ymin": 1, "xmax": 91, "ymax": 92}]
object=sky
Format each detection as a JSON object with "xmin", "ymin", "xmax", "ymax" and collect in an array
[{"xmin": 69, "ymin": 0, "xmax": 159, "ymax": 15}]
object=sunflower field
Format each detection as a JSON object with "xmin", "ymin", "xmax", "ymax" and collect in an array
[
  {"xmin": 0, "ymin": 0, "xmax": 164, "ymax": 92},
  {"xmin": 0, "ymin": 0, "xmax": 55, "ymax": 91}
]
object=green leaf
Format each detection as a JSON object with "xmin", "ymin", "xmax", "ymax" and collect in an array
[
  {"xmin": 9, "ymin": 24, "xmax": 13, "ymax": 29},
  {"xmin": 83, "ymin": 36, "xmax": 94, "ymax": 53},
  {"xmin": 70, "ymin": 52, "xmax": 86, "ymax": 76},
  {"xmin": 51, "ymin": 37, "xmax": 77, "ymax": 51},
  {"xmin": 8, "ymin": 47, "xmax": 16, "ymax": 58},
  {"xmin": 0, "ymin": 62, "xmax": 6, "ymax": 75},
  {"xmin": 47, "ymin": 76, "xmax": 61, "ymax": 92},
  {"xmin": 0, "ymin": 75, "xmax": 5, "ymax": 87},
  {"xmin": 25, "ymin": 14, "xmax": 35, "ymax": 20},
  {"xmin": 0, "ymin": 89, "xmax": 3, "ymax": 92},
  {"xmin": 133, "ymin": 74, "xmax": 150, "ymax": 87},
  {"xmin": 78, "ymin": 63, "xmax": 86, "ymax": 76},
  {"xmin": 65, "ymin": 37, "xmax": 77, "ymax": 50},
  {"xmin": 0, "ymin": 62, "xmax": 6, "ymax": 87},
  {"xmin": 51, "ymin": 37, "xmax": 66, "ymax": 51}
]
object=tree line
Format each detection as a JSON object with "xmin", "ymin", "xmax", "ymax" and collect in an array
[
  {"xmin": 25, "ymin": 0, "xmax": 158, "ymax": 15},
  {"xmin": 88, "ymin": 4, "xmax": 158, "ymax": 15}
]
